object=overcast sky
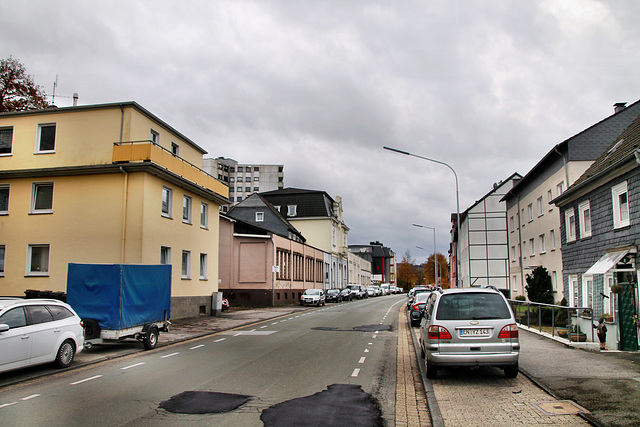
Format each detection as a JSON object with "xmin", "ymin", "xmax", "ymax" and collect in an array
[{"xmin": 2, "ymin": 1, "xmax": 640, "ymax": 264}]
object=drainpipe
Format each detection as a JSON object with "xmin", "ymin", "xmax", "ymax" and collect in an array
[
  {"xmin": 516, "ymin": 196, "xmax": 525, "ymax": 296},
  {"xmin": 555, "ymin": 146, "xmax": 570, "ymax": 190}
]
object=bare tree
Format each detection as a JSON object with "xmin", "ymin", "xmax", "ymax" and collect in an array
[{"xmin": 0, "ymin": 57, "xmax": 49, "ymax": 112}]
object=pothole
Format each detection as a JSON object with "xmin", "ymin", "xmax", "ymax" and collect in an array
[{"xmin": 159, "ymin": 391, "xmax": 251, "ymax": 414}]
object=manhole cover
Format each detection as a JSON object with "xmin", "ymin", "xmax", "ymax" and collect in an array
[
  {"xmin": 532, "ymin": 400, "xmax": 589, "ymax": 416},
  {"xmin": 159, "ymin": 391, "xmax": 251, "ymax": 414}
]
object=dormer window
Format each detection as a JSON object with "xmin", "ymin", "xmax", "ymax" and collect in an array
[
  {"xmin": 287, "ymin": 205, "xmax": 297, "ymax": 217},
  {"xmin": 256, "ymin": 212, "xmax": 264, "ymax": 222}
]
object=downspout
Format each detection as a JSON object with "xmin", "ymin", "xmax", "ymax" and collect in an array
[
  {"xmin": 119, "ymin": 105, "xmax": 128, "ymax": 263},
  {"xmin": 555, "ymin": 146, "xmax": 570, "ymax": 190},
  {"xmin": 516, "ymin": 196, "xmax": 525, "ymax": 295}
]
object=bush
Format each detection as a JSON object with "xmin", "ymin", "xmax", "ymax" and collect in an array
[{"xmin": 555, "ymin": 297, "xmax": 569, "ymax": 328}]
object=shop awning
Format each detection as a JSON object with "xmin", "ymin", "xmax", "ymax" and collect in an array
[{"xmin": 584, "ymin": 250, "xmax": 629, "ymax": 275}]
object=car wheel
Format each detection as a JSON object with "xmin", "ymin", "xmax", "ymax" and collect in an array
[
  {"xmin": 144, "ymin": 326, "xmax": 159, "ymax": 350},
  {"xmin": 55, "ymin": 340, "xmax": 76, "ymax": 368},
  {"xmin": 426, "ymin": 359, "xmax": 438, "ymax": 379},
  {"xmin": 300, "ymin": 301, "xmax": 304, "ymax": 306},
  {"xmin": 411, "ymin": 319, "xmax": 419, "ymax": 327},
  {"xmin": 504, "ymin": 363, "xmax": 518, "ymax": 378}
]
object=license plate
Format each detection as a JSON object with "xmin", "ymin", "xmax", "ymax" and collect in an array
[{"xmin": 460, "ymin": 328, "xmax": 490, "ymax": 337}]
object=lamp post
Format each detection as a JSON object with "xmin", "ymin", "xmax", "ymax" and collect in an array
[
  {"xmin": 384, "ymin": 146, "xmax": 460, "ymax": 287},
  {"xmin": 413, "ymin": 224, "xmax": 438, "ymax": 287}
]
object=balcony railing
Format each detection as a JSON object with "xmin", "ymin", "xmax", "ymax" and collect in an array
[{"xmin": 113, "ymin": 141, "xmax": 229, "ymax": 198}]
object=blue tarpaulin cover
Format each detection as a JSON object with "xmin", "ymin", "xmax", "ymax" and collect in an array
[{"xmin": 67, "ymin": 264, "xmax": 171, "ymax": 331}]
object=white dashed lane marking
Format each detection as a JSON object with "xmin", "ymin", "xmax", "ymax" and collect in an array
[
  {"xmin": 70, "ymin": 375, "xmax": 102, "ymax": 385},
  {"xmin": 20, "ymin": 394, "xmax": 40, "ymax": 401},
  {"xmin": 351, "ymin": 368, "xmax": 360, "ymax": 377},
  {"xmin": 160, "ymin": 352, "xmax": 179, "ymax": 359},
  {"xmin": 121, "ymin": 362, "xmax": 145, "ymax": 370}
]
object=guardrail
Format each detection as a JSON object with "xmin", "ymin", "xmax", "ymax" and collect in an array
[{"xmin": 508, "ymin": 299, "xmax": 595, "ymax": 343}]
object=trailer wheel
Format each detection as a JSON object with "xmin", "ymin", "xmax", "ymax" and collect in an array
[
  {"xmin": 144, "ymin": 326, "xmax": 159, "ymax": 350},
  {"xmin": 83, "ymin": 319, "xmax": 101, "ymax": 340}
]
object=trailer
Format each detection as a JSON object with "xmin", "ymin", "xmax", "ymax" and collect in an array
[{"xmin": 66, "ymin": 263, "xmax": 171, "ymax": 350}]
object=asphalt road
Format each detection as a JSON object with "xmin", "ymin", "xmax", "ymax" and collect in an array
[{"xmin": 0, "ymin": 296, "xmax": 405, "ymax": 426}]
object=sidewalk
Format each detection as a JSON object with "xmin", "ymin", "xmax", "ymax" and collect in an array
[{"xmin": 519, "ymin": 328, "xmax": 640, "ymax": 427}]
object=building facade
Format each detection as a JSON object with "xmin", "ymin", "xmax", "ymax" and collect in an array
[
  {"xmin": 202, "ymin": 157, "xmax": 284, "ymax": 208},
  {"xmin": 0, "ymin": 102, "xmax": 229, "ymax": 318},
  {"xmin": 347, "ymin": 251, "xmax": 372, "ymax": 286},
  {"xmin": 502, "ymin": 101, "xmax": 640, "ymax": 301}
]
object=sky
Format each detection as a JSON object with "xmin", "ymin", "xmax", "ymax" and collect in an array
[{"xmin": 2, "ymin": 0, "xmax": 640, "ymax": 264}]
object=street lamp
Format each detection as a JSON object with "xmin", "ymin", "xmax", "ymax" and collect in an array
[
  {"xmin": 413, "ymin": 224, "xmax": 438, "ymax": 287},
  {"xmin": 384, "ymin": 146, "xmax": 460, "ymax": 287}
]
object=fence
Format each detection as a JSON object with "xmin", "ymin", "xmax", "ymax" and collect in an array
[{"xmin": 509, "ymin": 299, "xmax": 595, "ymax": 343}]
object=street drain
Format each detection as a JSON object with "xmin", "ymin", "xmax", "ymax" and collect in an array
[
  {"xmin": 159, "ymin": 391, "xmax": 251, "ymax": 414},
  {"xmin": 261, "ymin": 384, "xmax": 383, "ymax": 427},
  {"xmin": 532, "ymin": 400, "xmax": 589, "ymax": 416}
]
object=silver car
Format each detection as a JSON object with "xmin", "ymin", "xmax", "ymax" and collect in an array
[
  {"xmin": 300, "ymin": 289, "xmax": 325, "ymax": 307},
  {"xmin": 0, "ymin": 298, "xmax": 84, "ymax": 373},
  {"xmin": 418, "ymin": 288, "xmax": 519, "ymax": 379}
]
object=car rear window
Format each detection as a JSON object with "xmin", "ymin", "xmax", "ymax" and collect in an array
[
  {"xmin": 47, "ymin": 305, "xmax": 74, "ymax": 321},
  {"xmin": 435, "ymin": 293, "xmax": 511, "ymax": 320}
]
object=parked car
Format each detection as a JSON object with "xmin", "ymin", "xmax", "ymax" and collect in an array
[
  {"xmin": 325, "ymin": 289, "xmax": 342, "ymax": 303},
  {"xmin": 300, "ymin": 289, "xmax": 326, "ymax": 307},
  {"xmin": 407, "ymin": 285, "xmax": 431, "ymax": 309},
  {"xmin": 410, "ymin": 292, "xmax": 432, "ymax": 326},
  {"xmin": 366, "ymin": 286, "xmax": 378, "ymax": 297},
  {"xmin": 418, "ymin": 288, "xmax": 520, "ymax": 379},
  {"xmin": 346, "ymin": 284, "xmax": 367, "ymax": 299},
  {"xmin": 380, "ymin": 283, "xmax": 390, "ymax": 295},
  {"xmin": 339, "ymin": 288, "xmax": 353, "ymax": 301},
  {"xmin": 0, "ymin": 298, "xmax": 84, "ymax": 374}
]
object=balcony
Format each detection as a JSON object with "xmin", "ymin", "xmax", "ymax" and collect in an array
[{"xmin": 113, "ymin": 141, "xmax": 229, "ymax": 198}]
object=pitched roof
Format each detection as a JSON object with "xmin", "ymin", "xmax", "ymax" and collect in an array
[
  {"xmin": 259, "ymin": 187, "xmax": 336, "ymax": 218},
  {"xmin": 227, "ymin": 193, "xmax": 305, "ymax": 241}
]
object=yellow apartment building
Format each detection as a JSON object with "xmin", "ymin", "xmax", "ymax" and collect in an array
[{"xmin": 0, "ymin": 102, "xmax": 229, "ymax": 318}]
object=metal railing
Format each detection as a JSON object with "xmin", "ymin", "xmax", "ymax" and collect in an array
[{"xmin": 509, "ymin": 299, "xmax": 595, "ymax": 343}]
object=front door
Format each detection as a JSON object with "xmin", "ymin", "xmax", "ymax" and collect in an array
[{"xmin": 617, "ymin": 273, "xmax": 638, "ymax": 351}]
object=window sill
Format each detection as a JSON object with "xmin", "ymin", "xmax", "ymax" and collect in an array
[
  {"xmin": 29, "ymin": 210, "xmax": 53, "ymax": 215},
  {"xmin": 181, "ymin": 277, "xmax": 191, "ymax": 280},
  {"xmin": 25, "ymin": 273, "xmax": 50, "ymax": 277},
  {"xmin": 161, "ymin": 214, "xmax": 173, "ymax": 219}
]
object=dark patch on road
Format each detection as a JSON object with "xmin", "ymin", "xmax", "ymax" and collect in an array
[
  {"xmin": 159, "ymin": 391, "xmax": 251, "ymax": 414},
  {"xmin": 260, "ymin": 384, "xmax": 383, "ymax": 427},
  {"xmin": 311, "ymin": 324, "xmax": 392, "ymax": 333}
]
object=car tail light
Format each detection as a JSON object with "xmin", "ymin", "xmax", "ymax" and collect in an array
[
  {"xmin": 498, "ymin": 324, "xmax": 519, "ymax": 339},
  {"xmin": 80, "ymin": 320, "xmax": 84, "ymax": 327},
  {"xmin": 428, "ymin": 325, "xmax": 452, "ymax": 340}
]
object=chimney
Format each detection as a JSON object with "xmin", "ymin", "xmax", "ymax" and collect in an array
[{"xmin": 614, "ymin": 102, "xmax": 627, "ymax": 113}]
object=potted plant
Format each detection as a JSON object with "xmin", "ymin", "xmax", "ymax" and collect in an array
[
  {"xmin": 611, "ymin": 284, "xmax": 623, "ymax": 294},
  {"xmin": 600, "ymin": 313, "xmax": 613, "ymax": 323},
  {"xmin": 569, "ymin": 325, "xmax": 587, "ymax": 342}
]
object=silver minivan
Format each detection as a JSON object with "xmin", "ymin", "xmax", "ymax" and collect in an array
[{"xmin": 418, "ymin": 288, "xmax": 519, "ymax": 379}]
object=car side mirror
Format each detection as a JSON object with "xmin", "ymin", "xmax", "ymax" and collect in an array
[{"xmin": 0, "ymin": 323, "xmax": 9, "ymax": 333}]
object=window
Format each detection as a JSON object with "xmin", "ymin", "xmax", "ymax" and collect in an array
[
  {"xmin": 547, "ymin": 189, "xmax": 553, "ymax": 210},
  {"xmin": 245, "ymin": 186, "xmax": 250, "ymax": 192},
  {"xmin": 550, "ymin": 229, "xmax": 556, "ymax": 250},
  {"xmin": 237, "ymin": 177, "xmax": 243, "ymax": 183},
  {"xmin": 512, "ymin": 275, "xmax": 517, "ymax": 292},
  {"xmin": 27, "ymin": 244, "xmax": 50, "ymax": 276},
  {"xmin": 171, "ymin": 142, "xmax": 179, "ymax": 157},
  {"xmin": 582, "ymin": 275, "xmax": 593, "ymax": 309},
  {"xmin": 200, "ymin": 202, "xmax": 209, "ymax": 229},
  {"xmin": 182, "ymin": 195, "xmax": 192, "ymax": 223},
  {"xmin": 509, "ymin": 216, "xmax": 514, "ymax": 232},
  {"xmin": 254, "ymin": 167, "xmax": 259, "ymax": 172},
  {"xmin": 568, "ymin": 275, "xmax": 578, "ymax": 307},
  {"xmin": 604, "ymin": 274, "xmax": 615, "ymax": 320},
  {"xmin": 529, "ymin": 238, "xmax": 535, "ymax": 256},
  {"xmin": 578, "ymin": 200, "xmax": 591, "ymax": 238},
  {"xmin": 160, "ymin": 246, "xmax": 171, "ymax": 265},
  {"xmin": 552, "ymin": 271, "xmax": 557, "ymax": 292},
  {"xmin": 0, "ymin": 244, "xmax": 5, "ymax": 276},
  {"xmin": 162, "ymin": 186, "xmax": 173, "ymax": 217},
  {"xmin": 612, "ymin": 181, "xmax": 630, "ymax": 229},
  {"xmin": 511, "ymin": 246, "xmax": 516, "ymax": 262},
  {"xmin": 537, "ymin": 197, "xmax": 544, "ymax": 217},
  {"xmin": 237, "ymin": 197, "xmax": 242, "ymax": 202},
  {"xmin": 254, "ymin": 176, "xmax": 259, "ymax": 181},
  {"xmin": 539, "ymin": 234, "xmax": 546, "ymax": 253},
  {"xmin": 287, "ymin": 205, "xmax": 297, "ymax": 217},
  {"xmin": 237, "ymin": 167, "xmax": 243, "ymax": 172},
  {"xmin": 0, "ymin": 127, "xmax": 13, "ymax": 155},
  {"xmin": 37, "ymin": 123, "xmax": 56, "ymax": 152},
  {"xmin": 254, "ymin": 187, "xmax": 259, "ymax": 191},
  {"xmin": 0, "ymin": 184, "xmax": 8, "ymax": 214},
  {"xmin": 527, "ymin": 203, "xmax": 533, "ymax": 222},
  {"xmin": 229, "ymin": 187, "xmax": 234, "ymax": 193},
  {"xmin": 230, "ymin": 177, "xmax": 235, "ymax": 183},
  {"xmin": 181, "ymin": 250, "xmax": 191, "ymax": 279},
  {"xmin": 557, "ymin": 182, "xmax": 564, "ymax": 196},
  {"xmin": 31, "ymin": 182, "xmax": 53, "ymax": 213},
  {"xmin": 150, "ymin": 129, "xmax": 159, "ymax": 144},
  {"xmin": 236, "ymin": 187, "xmax": 242, "ymax": 192},
  {"xmin": 200, "ymin": 253, "xmax": 208, "ymax": 279},
  {"xmin": 522, "ymin": 240, "xmax": 527, "ymax": 258},
  {"xmin": 565, "ymin": 208, "xmax": 576, "ymax": 242},
  {"xmin": 256, "ymin": 212, "xmax": 264, "ymax": 222}
]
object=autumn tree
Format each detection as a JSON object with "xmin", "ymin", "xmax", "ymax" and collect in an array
[
  {"xmin": 423, "ymin": 253, "xmax": 450, "ymax": 288},
  {"xmin": 396, "ymin": 250, "xmax": 418, "ymax": 291},
  {"xmin": 0, "ymin": 57, "xmax": 49, "ymax": 112}
]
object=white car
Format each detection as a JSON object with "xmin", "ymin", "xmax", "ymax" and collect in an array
[{"xmin": 0, "ymin": 298, "xmax": 84, "ymax": 374}]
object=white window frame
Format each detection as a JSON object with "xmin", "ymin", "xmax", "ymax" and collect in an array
[
  {"xmin": 0, "ymin": 184, "xmax": 9, "ymax": 214},
  {"xmin": 171, "ymin": 142, "xmax": 179, "ymax": 157},
  {"xmin": 511, "ymin": 246, "xmax": 516, "ymax": 262},
  {"xmin": 199, "ymin": 253, "xmax": 208, "ymax": 280},
  {"xmin": 568, "ymin": 275, "xmax": 578, "ymax": 307},
  {"xmin": 509, "ymin": 216, "xmax": 514, "ymax": 232},
  {"xmin": 31, "ymin": 182, "xmax": 54, "ymax": 214},
  {"xmin": 550, "ymin": 229, "xmax": 556, "ymax": 250},
  {"xmin": 537, "ymin": 196, "xmax": 544, "ymax": 217},
  {"xmin": 288, "ymin": 205, "xmax": 297, "ymax": 217},
  {"xmin": 181, "ymin": 250, "xmax": 191, "ymax": 279},
  {"xmin": 26, "ymin": 243, "xmax": 50, "ymax": 276},
  {"xmin": 565, "ymin": 208, "xmax": 576, "ymax": 243},
  {"xmin": 182, "ymin": 195, "xmax": 192, "ymax": 224},
  {"xmin": 512, "ymin": 275, "xmax": 517, "ymax": 292},
  {"xmin": 539, "ymin": 234, "xmax": 546, "ymax": 254},
  {"xmin": 529, "ymin": 238, "xmax": 535, "ymax": 256},
  {"xmin": 200, "ymin": 202, "xmax": 209, "ymax": 229},
  {"xmin": 547, "ymin": 189, "xmax": 553, "ymax": 211},
  {"xmin": 604, "ymin": 273, "xmax": 615, "ymax": 321},
  {"xmin": 552, "ymin": 271, "xmax": 557, "ymax": 292},
  {"xmin": 161, "ymin": 186, "xmax": 173, "ymax": 218},
  {"xmin": 582, "ymin": 275, "xmax": 593, "ymax": 309},
  {"xmin": 0, "ymin": 244, "xmax": 5, "ymax": 276},
  {"xmin": 557, "ymin": 182, "xmax": 564, "ymax": 196},
  {"xmin": 256, "ymin": 212, "xmax": 264, "ymax": 222},
  {"xmin": 36, "ymin": 123, "xmax": 56, "ymax": 153},
  {"xmin": 160, "ymin": 246, "xmax": 171, "ymax": 265},
  {"xmin": 150, "ymin": 129, "xmax": 159, "ymax": 144},
  {"xmin": 578, "ymin": 200, "xmax": 591, "ymax": 238},
  {"xmin": 527, "ymin": 203, "xmax": 533, "ymax": 222},
  {"xmin": 0, "ymin": 126, "xmax": 13, "ymax": 156},
  {"xmin": 612, "ymin": 181, "xmax": 630, "ymax": 229}
]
